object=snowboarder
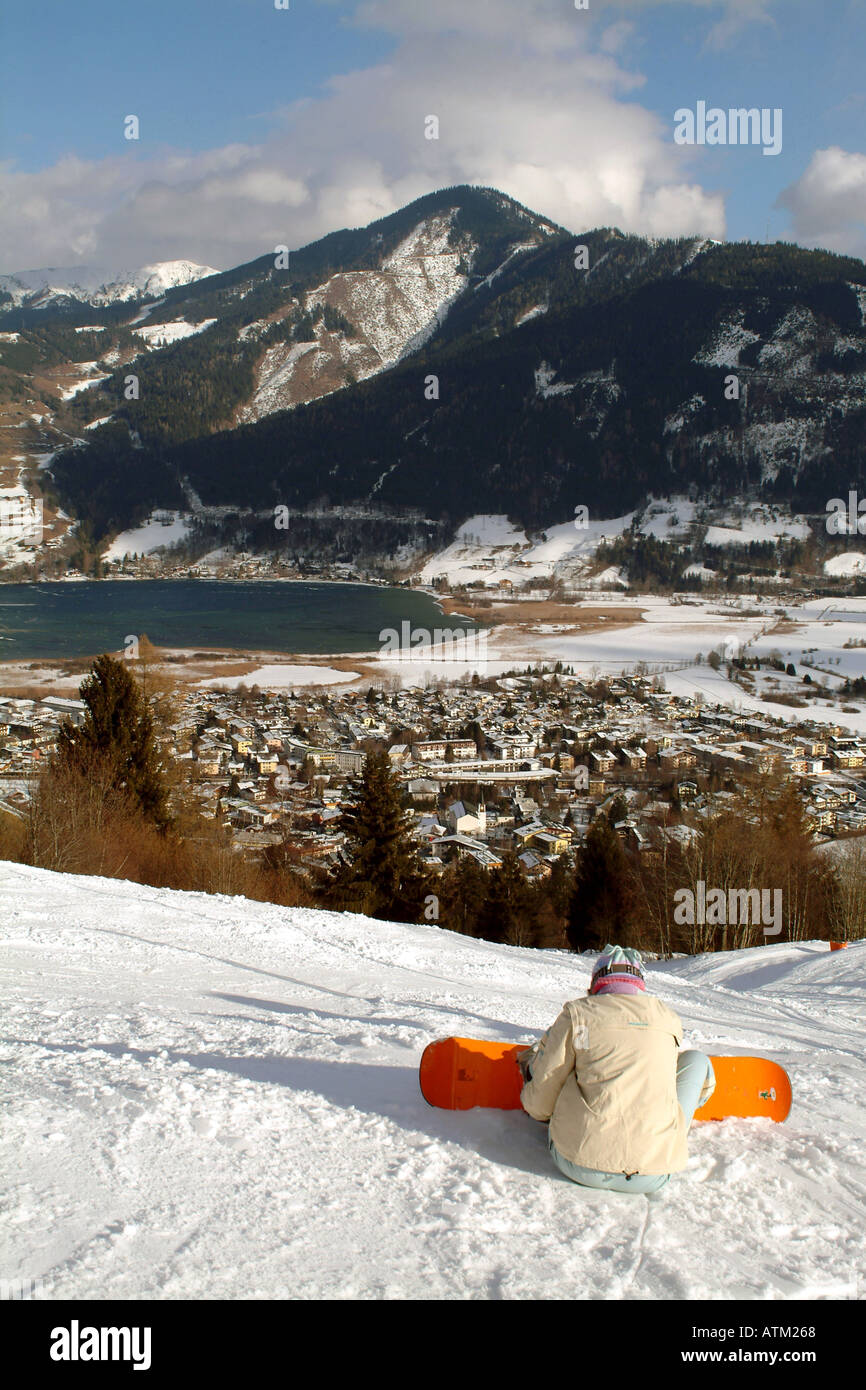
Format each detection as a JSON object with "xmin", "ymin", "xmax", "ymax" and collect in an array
[{"xmin": 518, "ymin": 944, "xmax": 715, "ymax": 1193}]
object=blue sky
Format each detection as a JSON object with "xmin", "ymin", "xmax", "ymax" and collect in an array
[
  {"xmin": 2, "ymin": 1, "xmax": 390, "ymax": 172},
  {"xmin": 1, "ymin": 0, "xmax": 864, "ymax": 272},
  {"xmin": 623, "ymin": 0, "xmax": 865, "ymax": 242}
]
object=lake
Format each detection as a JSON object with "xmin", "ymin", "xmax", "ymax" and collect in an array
[{"xmin": 0, "ymin": 580, "xmax": 474, "ymax": 661}]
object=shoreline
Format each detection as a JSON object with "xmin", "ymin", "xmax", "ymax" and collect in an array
[
  {"xmin": 2, "ymin": 593, "xmax": 865, "ymax": 736},
  {"xmin": 0, "ymin": 573, "xmax": 419, "ymax": 592},
  {"xmin": 0, "ymin": 571, "xmax": 540, "ymax": 632},
  {"xmin": 0, "ymin": 574, "xmax": 473, "ymax": 677},
  {"xmin": 0, "ymin": 600, "xmax": 648, "ymax": 697},
  {"xmin": 0, "ymin": 600, "xmax": 644, "ymax": 682},
  {"xmin": 0, "ymin": 648, "xmax": 377, "ymax": 696}
]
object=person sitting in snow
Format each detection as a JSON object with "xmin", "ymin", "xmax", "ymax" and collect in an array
[{"xmin": 518, "ymin": 944, "xmax": 715, "ymax": 1194}]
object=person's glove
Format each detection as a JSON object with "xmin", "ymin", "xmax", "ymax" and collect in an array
[{"xmin": 517, "ymin": 1047, "xmax": 535, "ymax": 1083}]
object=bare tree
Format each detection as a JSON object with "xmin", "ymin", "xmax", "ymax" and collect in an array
[{"xmin": 829, "ymin": 838, "xmax": 866, "ymax": 941}]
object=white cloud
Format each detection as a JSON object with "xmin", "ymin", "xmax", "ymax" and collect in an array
[
  {"xmin": 778, "ymin": 147, "xmax": 866, "ymax": 259},
  {"xmin": 599, "ymin": 21, "xmax": 638, "ymax": 55},
  {"xmin": 700, "ymin": 0, "xmax": 776, "ymax": 51},
  {"xmin": 595, "ymin": 0, "xmax": 777, "ymax": 50},
  {"xmin": 350, "ymin": 0, "xmax": 580, "ymax": 51},
  {"xmin": 0, "ymin": 0, "xmax": 733, "ymax": 275}
]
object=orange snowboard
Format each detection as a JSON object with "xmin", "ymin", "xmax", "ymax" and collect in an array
[{"xmin": 419, "ymin": 1037, "xmax": 791, "ymax": 1122}]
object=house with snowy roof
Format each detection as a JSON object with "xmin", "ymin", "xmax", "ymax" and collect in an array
[{"xmin": 446, "ymin": 801, "xmax": 487, "ymax": 836}]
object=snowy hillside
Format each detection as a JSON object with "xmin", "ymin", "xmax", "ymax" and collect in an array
[
  {"xmin": 416, "ymin": 502, "xmax": 814, "ymax": 589},
  {"xmin": 237, "ymin": 213, "xmax": 471, "ymax": 421},
  {"xmin": 1, "ymin": 861, "xmax": 864, "ymax": 1301}
]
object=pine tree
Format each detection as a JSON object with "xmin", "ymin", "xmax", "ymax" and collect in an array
[
  {"xmin": 56, "ymin": 653, "xmax": 171, "ymax": 830},
  {"xmin": 439, "ymin": 855, "xmax": 490, "ymax": 934},
  {"xmin": 328, "ymin": 751, "xmax": 430, "ymax": 921},
  {"xmin": 567, "ymin": 817, "xmax": 634, "ymax": 952},
  {"xmin": 476, "ymin": 851, "xmax": 534, "ymax": 945}
]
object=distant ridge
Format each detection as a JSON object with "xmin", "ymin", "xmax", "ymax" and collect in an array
[
  {"xmin": 1, "ymin": 184, "xmax": 864, "ymax": 557},
  {"xmin": 0, "ymin": 259, "xmax": 218, "ymax": 309}
]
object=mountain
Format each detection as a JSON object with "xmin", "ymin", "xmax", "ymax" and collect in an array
[
  {"xmin": 3, "ymin": 859, "xmax": 864, "ymax": 1299},
  {"xmin": 0, "ymin": 260, "xmax": 218, "ymax": 310},
  {"xmin": 2, "ymin": 185, "xmax": 865, "ymax": 568}
]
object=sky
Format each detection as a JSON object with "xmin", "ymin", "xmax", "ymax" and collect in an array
[{"xmin": 0, "ymin": 0, "xmax": 864, "ymax": 275}]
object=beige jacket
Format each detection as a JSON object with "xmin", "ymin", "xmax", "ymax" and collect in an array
[{"xmin": 520, "ymin": 993, "xmax": 699, "ymax": 1175}]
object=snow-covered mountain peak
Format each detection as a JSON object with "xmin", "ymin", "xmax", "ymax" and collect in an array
[
  {"xmin": 0, "ymin": 260, "xmax": 218, "ymax": 308},
  {"xmin": 131, "ymin": 261, "xmax": 219, "ymax": 299},
  {"xmin": 381, "ymin": 211, "xmax": 460, "ymax": 269}
]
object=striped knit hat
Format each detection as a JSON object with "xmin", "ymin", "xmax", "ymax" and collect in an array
[{"xmin": 589, "ymin": 944, "xmax": 647, "ymax": 996}]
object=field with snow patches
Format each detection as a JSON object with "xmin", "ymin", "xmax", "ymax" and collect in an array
[
  {"xmin": 197, "ymin": 663, "xmax": 353, "ymax": 690},
  {"xmin": 1, "ymin": 862, "xmax": 864, "ymax": 1301},
  {"xmin": 372, "ymin": 593, "xmax": 866, "ymax": 731},
  {"xmin": 416, "ymin": 505, "xmax": 814, "ymax": 589}
]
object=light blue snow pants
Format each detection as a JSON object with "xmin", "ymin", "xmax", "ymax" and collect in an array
[{"xmin": 548, "ymin": 1050, "xmax": 715, "ymax": 1195}]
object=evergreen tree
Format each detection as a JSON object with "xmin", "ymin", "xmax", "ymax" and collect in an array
[
  {"xmin": 567, "ymin": 818, "xmax": 634, "ymax": 952},
  {"xmin": 328, "ymin": 751, "xmax": 430, "ymax": 921},
  {"xmin": 438, "ymin": 855, "xmax": 489, "ymax": 934},
  {"xmin": 56, "ymin": 653, "xmax": 171, "ymax": 830},
  {"xmin": 546, "ymin": 853, "xmax": 574, "ymax": 919},
  {"xmin": 476, "ymin": 851, "xmax": 535, "ymax": 945},
  {"xmin": 463, "ymin": 718, "xmax": 485, "ymax": 753}
]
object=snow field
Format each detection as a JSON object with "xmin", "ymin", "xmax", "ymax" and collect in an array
[
  {"xmin": 241, "ymin": 214, "xmax": 470, "ymax": 421},
  {"xmin": 1, "ymin": 863, "xmax": 865, "ymax": 1301},
  {"xmin": 132, "ymin": 320, "xmax": 217, "ymax": 348},
  {"xmin": 104, "ymin": 512, "xmax": 193, "ymax": 560},
  {"xmin": 197, "ymin": 664, "xmax": 355, "ymax": 690}
]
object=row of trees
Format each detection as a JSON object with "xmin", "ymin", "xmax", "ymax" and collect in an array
[
  {"xmin": 1, "ymin": 654, "xmax": 863, "ymax": 950},
  {"xmin": 319, "ymin": 750, "xmax": 864, "ymax": 951},
  {"xmin": 0, "ymin": 654, "xmax": 314, "ymax": 906}
]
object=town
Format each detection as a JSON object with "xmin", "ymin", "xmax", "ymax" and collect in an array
[{"xmin": 3, "ymin": 663, "xmax": 865, "ymax": 882}]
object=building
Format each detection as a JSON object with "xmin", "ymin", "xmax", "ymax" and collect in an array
[{"xmin": 446, "ymin": 801, "xmax": 487, "ymax": 836}]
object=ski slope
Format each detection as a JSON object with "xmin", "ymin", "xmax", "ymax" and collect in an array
[{"xmin": 1, "ymin": 862, "xmax": 864, "ymax": 1301}]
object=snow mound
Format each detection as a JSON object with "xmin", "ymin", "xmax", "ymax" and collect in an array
[{"xmin": 824, "ymin": 552, "xmax": 866, "ymax": 577}]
